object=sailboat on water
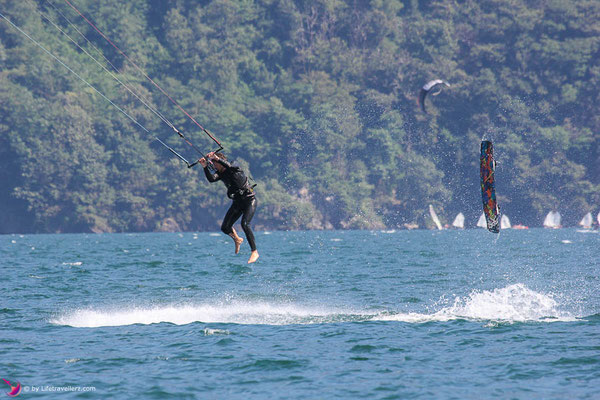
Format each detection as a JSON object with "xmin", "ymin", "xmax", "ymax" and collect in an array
[
  {"xmin": 476, "ymin": 213, "xmax": 487, "ymax": 228},
  {"xmin": 429, "ymin": 204, "xmax": 443, "ymax": 230},
  {"xmin": 543, "ymin": 211, "xmax": 561, "ymax": 229},
  {"xmin": 500, "ymin": 214, "xmax": 511, "ymax": 229},
  {"xmin": 452, "ymin": 213, "xmax": 465, "ymax": 229},
  {"xmin": 579, "ymin": 212, "xmax": 593, "ymax": 230}
]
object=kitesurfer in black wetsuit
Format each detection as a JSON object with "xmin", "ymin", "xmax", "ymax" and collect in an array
[{"xmin": 199, "ymin": 152, "xmax": 259, "ymax": 264}]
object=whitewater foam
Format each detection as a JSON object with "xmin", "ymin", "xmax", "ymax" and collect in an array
[
  {"xmin": 51, "ymin": 302, "xmax": 350, "ymax": 328},
  {"xmin": 204, "ymin": 328, "xmax": 230, "ymax": 335},
  {"xmin": 51, "ymin": 285, "xmax": 576, "ymax": 328},
  {"xmin": 375, "ymin": 284, "xmax": 576, "ymax": 323}
]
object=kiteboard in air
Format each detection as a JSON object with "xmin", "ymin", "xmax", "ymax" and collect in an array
[{"xmin": 480, "ymin": 140, "xmax": 500, "ymax": 233}]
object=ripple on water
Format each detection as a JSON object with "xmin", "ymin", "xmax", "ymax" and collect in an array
[
  {"xmin": 350, "ymin": 344, "xmax": 378, "ymax": 353},
  {"xmin": 551, "ymin": 356, "xmax": 600, "ymax": 366},
  {"xmin": 236, "ymin": 359, "xmax": 309, "ymax": 372}
]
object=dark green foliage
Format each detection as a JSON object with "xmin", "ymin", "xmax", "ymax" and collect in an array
[{"xmin": 0, "ymin": 0, "xmax": 598, "ymax": 233}]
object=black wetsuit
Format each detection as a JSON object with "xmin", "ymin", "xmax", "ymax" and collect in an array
[{"xmin": 204, "ymin": 159, "xmax": 257, "ymax": 251}]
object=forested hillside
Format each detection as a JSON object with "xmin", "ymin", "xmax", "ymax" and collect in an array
[{"xmin": 1, "ymin": 0, "xmax": 599, "ymax": 233}]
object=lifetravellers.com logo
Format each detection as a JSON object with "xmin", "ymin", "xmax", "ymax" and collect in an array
[{"xmin": 2, "ymin": 379, "xmax": 21, "ymax": 397}]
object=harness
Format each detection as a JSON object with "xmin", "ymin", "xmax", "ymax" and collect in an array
[{"xmin": 225, "ymin": 166, "xmax": 256, "ymax": 200}]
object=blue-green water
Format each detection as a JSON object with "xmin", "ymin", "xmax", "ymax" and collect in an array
[{"xmin": 1, "ymin": 229, "xmax": 599, "ymax": 399}]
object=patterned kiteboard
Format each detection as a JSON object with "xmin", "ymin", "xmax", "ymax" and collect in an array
[{"xmin": 480, "ymin": 140, "xmax": 500, "ymax": 233}]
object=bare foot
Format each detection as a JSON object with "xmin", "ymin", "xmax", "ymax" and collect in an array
[
  {"xmin": 234, "ymin": 237, "xmax": 244, "ymax": 254},
  {"xmin": 247, "ymin": 250, "xmax": 259, "ymax": 264}
]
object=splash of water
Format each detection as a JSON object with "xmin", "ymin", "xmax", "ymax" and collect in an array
[
  {"xmin": 51, "ymin": 302, "xmax": 347, "ymax": 328},
  {"xmin": 51, "ymin": 284, "xmax": 575, "ymax": 328},
  {"xmin": 377, "ymin": 284, "xmax": 576, "ymax": 323}
]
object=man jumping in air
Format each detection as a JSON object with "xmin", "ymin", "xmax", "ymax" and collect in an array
[{"xmin": 199, "ymin": 152, "xmax": 259, "ymax": 264}]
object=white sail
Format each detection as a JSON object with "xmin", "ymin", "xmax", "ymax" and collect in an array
[
  {"xmin": 500, "ymin": 214, "xmax": 511, "ymax": 229},
  {"xmin": 579, "ymin": 212, "xmax": 592, "ymax": 229},
  {"xmin": 429, "ymin": 204, "xmax": 443, "ymax": 230},
  {"xmin": 476, "ymin": 213, "xmax": 487, "ymax": 228},
  {"xmin": 543, "ymin": 211, "xmax": 561, "ymax": 228},
  {"xmin": 552, "ymin": 211, "xmax": 561, "ymax": 228},
  {"xmin": 452, "ymin": 213, "xmax": 465, "ymax": 229},
  {"xmin": 543, "ymin": 212, "xmax": 552, "ymax": 227}
]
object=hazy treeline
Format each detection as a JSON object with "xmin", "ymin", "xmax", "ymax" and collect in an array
[{"xmin": 1, "ymin": 0, "xmax": 599, "ymax": 233}]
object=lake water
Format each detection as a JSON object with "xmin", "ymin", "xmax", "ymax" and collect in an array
[{"xmin": 1, "ymin": 229, "xmax": 599, "ymax": 399}]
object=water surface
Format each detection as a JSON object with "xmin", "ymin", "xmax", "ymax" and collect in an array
[{"xmin": 2, "ymin": 229, "xmax": 598, "ymax": 399}]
